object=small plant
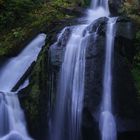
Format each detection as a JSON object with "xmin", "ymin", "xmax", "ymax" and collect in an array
[
  {"xmin": 119, "ymin": 0, "xmax": 140, "ymax": 15},
  {"xmin": 12, "ymin": 28, "xmax": 24, "ymax": 39}
]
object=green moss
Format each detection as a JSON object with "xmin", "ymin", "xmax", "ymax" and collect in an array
[
  {"xmin": 0, "ymin": 1, "xmax": 76, "ymax": 58},
  {"xmin": 119, "ymin": 0, "xmax": 140, "ymax": 24},
  {"xmin": 132, "ymin": 30, "xmax": 140, "ymax": 99},
  {"xmin": 24, "ymin": 85, "xmax": 40, "ymax": 117},
  {"xmin": 120, "ymin": 1, "xmax": 140, "ymax": 100},
  {"xmin": 19, "ymin": 47, "xmax": 49, "ymax": 138},
  {"xmin": 132, "ymin": 65, "xmax": 140, "ymax": 97}
]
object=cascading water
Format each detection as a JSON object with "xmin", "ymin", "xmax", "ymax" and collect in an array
[
  {"xmin": 50, "ymin": 0, "xmax": 118, "ymax": 140},
  {"xmin": 91, "ymin": 0, "xmax": 109, "ymax": 11},
  {"xmin": 0, "ymin": 34, "xmax": 46, "ymax": 140},
  {"xmin": 99, "ymin": 18, "xmax": 117, "ymax": 140},
  {"xmin": 87, "ymin": 0, "xmax": 109, "ymax": 23},
  {"xmin": 50, "ymin": 24, "xmax": 88, "ymax": 140}
]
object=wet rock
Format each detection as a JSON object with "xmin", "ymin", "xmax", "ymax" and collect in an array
[
  {"xmin": 12, "ymin": 62, "xmax": 36, "ymax": 92},
  {"xmin": 113, "ymin": 50, "xmax": 140, "ymax": 132},
  {"xmin": 50, "ymin": 27, "xmax": 72, "ymax": 68},
  {"xmin": 19, "ymin": 14, "xmax": 139, "ymax": 140},
  {"xmin": 82, "ymin": 107, "xmax": 100, "ymax": 140},
  {"xmin": 116, "ymin": 17, "xmax": 135, "ymax": 40},
  {"xmin": 109, "ymin": 0, "xmax": 123, "ymax": 15},
  {"xmin": 118, "ymin": 131, "xmax": 140, "ymax": 140},
  {"xmin": 84, "ymin": 34, "xmax": 105, "ymax": 113},
  {"xmin": 83, "ymin": 15, "xmax": 140, "ymax": 139},
  {"xmin": 18, "ymin": 16, "xmax": 80, "ymax": 140},
  {"xmin": 88, "ymin": 16, "xmax": 136, "ymax": 62},
  {"xmin": 18, "ymin": 47, "xmax": 49, "ymax": 140},
  {"xmin": 49, "ymin": 16, "xmax": 139, "ymax": 139},
  {"xmin": 86, "ymin": 17, "xmax": 108, "ymax": 35}
]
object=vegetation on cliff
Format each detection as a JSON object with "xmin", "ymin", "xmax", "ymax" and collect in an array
[
  {"xmin": 0, "ymin": 0, "xmax": 140, "ymax": 138},
  {"xmin": 119, "ymin": 0, "xmax": 140, "ymax": 96},
  {"xmin": 0, "ymin": 1, "xmax": 89, "ymax": 139},
  {"xmin": 0, "ymin": 0, "xmax": 88, "ymax": 58}
]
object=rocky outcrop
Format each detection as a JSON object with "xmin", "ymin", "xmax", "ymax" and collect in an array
[
  {"xmin": 109, "ymin": 0, "xmax": 123, "ymax": 15},
  {"xmin": 83, "ymin": 16, "xmax": 140, "ymax": 139},
  {"xmin": 48, "ymin": 16, "xmax": 140, "ymax": 140},
  {"xmin": 50, "ymin": 27, "xmax": 72, "ymax": 69},
  {"xmin": 17, "ymin": 19, "xmax": 77, "ymax": 140},
  {"xmin": 16, "ymin": 14, "xmax": 140, "ymax": 140},
  {"xmin": 18, "ymin": 48, "xmax": 49, "ymax": 140}
]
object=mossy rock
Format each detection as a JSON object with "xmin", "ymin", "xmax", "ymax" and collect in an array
[{"xmin": 19, "ymin": 47, "xmax": 49, "ymax": 140}]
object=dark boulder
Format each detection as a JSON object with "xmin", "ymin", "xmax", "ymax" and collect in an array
[
  {"xmin": 85, "ymin": 17, "xmax": 108, "ymax": 35},
  {"xmin": 113, "ymin": 42, "xmax": 140, "ymax": 133},
  {"xmin": 48, "ymin": 16, "xmax": 140, "ymax": 140},
  {"xmin": 88, "ymin": 16, "xmax": 136, "ymax": 63},
  {"xmin": 82, "ymin": 16, "xmax": 140, "ymax": 139},
  {"xmin": 118, "ymin": 131, "xmax": 140, "ymax": 140},
  {"xmin": 109, "ymin": 0, "xmax": 123, "ymax": 16},
  {"xmin": 18, "ymin": 47, "xmax": 49, "ymax": 140},
  {"xmin": 116, "ymin": 17, "xmax": 135, "ymax": 40},
  {"xmin": 50, "ymin": 27, "xmax": 72, "ymax": 69},
  {"xmin": 83, "ymin": 33, "xmax": 105, "ymax": 140}
]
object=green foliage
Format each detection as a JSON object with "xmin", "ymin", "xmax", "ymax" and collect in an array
[
  {"xmin": 119, "ymin": 0, "xmax": 140, "ymax": 23},
  {"xmin": 0, "ymin": 0, "xmax": 45, "ymax": 29},
  {"xmin": 133, "ymin": 28, "xmax": 140, "ymax": 99},
  {"xmin": 0, "ymin": 0, "xmax": 76, "ymax": 57},
  {"xmin": 0, "ymin": 0, "xmax": 29, "ymax": 28},
  {"xmin": 20, "ymin": 48, "xmax": 49, "ymax": 138},
  {"xmin": 12, "ymin": 28, "xmax": 25, "ymax": 39},
  {"xmin": 51, "ymin": 0, "xmax": 90, "ymax": 7},
  {"xmin": 134, "ymin": 31, "xmax": 140, "ymax": 61},
  {"xmin": 132, "ymin": 66, "xmax": 140, "ymax": 95},
  {"xmin": 119, "ymin": 0, "xmax": 139, "ymax": 15},
  {"xmin": 51, "ymin": 0, "xmax": 72, "ymax": 8},
  {"xmin": 84, "ymin": 0, "xmax": 91, "ymax": 6},
  {"xmin": 119, "ymin": 0, "xmax": 140, "ymax": 99}
]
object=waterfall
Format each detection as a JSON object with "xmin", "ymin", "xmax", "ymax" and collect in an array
[
  {"xmin": 49, "ymin": 0, "xmax": 113, "ymax": 140},
  {"xmin": 91, "ymin": 0, "xmax": 109, "ymax": 11},
  {"xmin": 99, "ymin": 18, "xmax": 117, "ymax": 140},
  {"xmin": 87, "ymin": 0, "xmax": 109, "ymax": 23},
  {"xmin": 50, "ymin": 24, "xmax": 88, "ymax": 140},
  {"xmin": 0, "ymin": 34, "xmax": 46, "ymax": 140},
  {"xmin": 49, "ymin": 0, "xmax": 119, "ymax": 139}
]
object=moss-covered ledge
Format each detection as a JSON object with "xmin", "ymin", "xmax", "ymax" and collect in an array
[
  {"xmin": 0, "ymin": 1, "xmax": 84, "ymax": 60},
  {"xmin": 17, "ymin": 15, "xmax": 80, "ymax": 139},
  {"xmin": 18, "ymin": 46, "xmax": 49, "ymax": 140}
]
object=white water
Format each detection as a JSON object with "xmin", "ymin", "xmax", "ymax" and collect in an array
[
  {"xmin": 99, "ymin": 18, "xmax": 117, "ymax": 140},
  {"xmin": 90, "ymin": 0, "xmax": 117, "ymax": 139},
  {"xmin": 91, "ymin": 0, "xmax": 109, "ymax": 11},
  {"xmin": 50, "ymin": 24, "xmax": 88, "ymax": 140},
  {"xmin": 87, "ymin": 0, "xmax": 109, "ymax": 22},
  {"xmin": 50, "ymin": 0, "xmax": 118, "ymax": 140},
  {"xmin": 0, "ymin": 33, "xmax": 46, "ymax": 140}
]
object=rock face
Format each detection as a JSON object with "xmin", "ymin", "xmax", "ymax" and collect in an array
[
  {"xmin": 18, "ymin": 19, "xmax": 77, "ymax": 140},
  {"xmin": 18, "ymin": 48, "xmax": 49, "ymax": 140},
  {"xmin": 83, "ymin": 16, "xmax": 140, "ymax": 140},
  {"xmin": 109, "ymin": 0, "xmax": 123, "ymax": 15},
  {"xmin": 18, "ymin": 16, "xmax": 139, "ymax": 140},
  {"xmin": 50, "ymin": 27, "xmax": 72, "ymax": 69},
  {"xmin": 49, "ymin": 16, "xmax": 140, "ymax": 140}
]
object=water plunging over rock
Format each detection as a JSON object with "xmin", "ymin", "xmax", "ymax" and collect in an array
[
  {"xmin": 49, "ymin": 0, "xmax": 110, "ymax": 140},
  {"xmin": 50, "ymin": 24, "xmax": 88, "ymax": 140},
  {"xmin": 83, "ymin": 16, "xmax": 140, "ymax": 140},
  {"xmin": 0, "ymin": 34, "xmax": 46, "ymax": 140},
  {"xmin": 99, "ymin": 17, "xmax": 117, "ymax": 140},
  {"xmin": 48, "ymin": 0, "xmax": 140, "ymax": 140}
]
